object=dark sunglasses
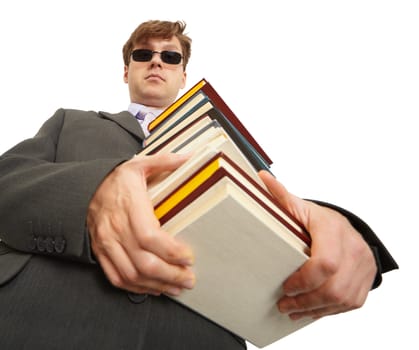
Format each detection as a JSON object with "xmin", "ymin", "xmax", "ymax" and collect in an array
[{"xmin": 131, "ymin": 49, "xmax": 183, "ymax": 65}]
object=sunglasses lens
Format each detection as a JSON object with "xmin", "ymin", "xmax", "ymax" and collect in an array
[
  {"xmin": 161, "ymin": 51, "xmax": 182, "ymax": 64},
  {"xmin": 131, "ymin": 49, "xmax": 182, "ymax": 64},
  {"xmin": 132, "ymin": 49, "xmax": 153, "ymax": 62}
]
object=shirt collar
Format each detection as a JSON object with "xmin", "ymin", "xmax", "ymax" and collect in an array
[{"xmin": 128, "ymin": 103, "xmax": 163, "ymax": 119}]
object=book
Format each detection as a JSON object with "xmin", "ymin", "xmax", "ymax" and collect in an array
[
  {"xmin": 143, "ymin": 91, "xmax": 209, "ymax": 147},
  {"xmin": 152, "ymin": 151, "xmax": 310, "ymax": 246},
  {"xmin": 143, "ymin": 78, "xmax": 315, "ymax": 347},
  {"xmin": 140, "ymin": 116, "xmax": 268, "ymax": 187},
  {"xmin": 148, "ymin": 79, "xmax": 208, "ymax": 133},
  {"xmin": 144, "ymin": 89, "xmax": 210, "ymax": 147},
  {"xmin": 151, "ymin": 152, "xmax": 312, "ymax": 347},
  {"xmin": 146, "ymin": 78, "xmax": 272, "ymax": 166},
  {"xmin": 144, "ymin": 105, "xmax": 270, "ymax": 173}
]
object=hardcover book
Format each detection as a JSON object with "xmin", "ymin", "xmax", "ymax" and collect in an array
[
  {"xmin": 146, "ymin": 78, "xmax": 272, "ymax": 167},
  {"xmin": 152, "ymin": 153, "xmax": 312, "ymax": 347},
  {"xmin": 144, "ymin": 79, "xmax": 315, "ymax": 347}
]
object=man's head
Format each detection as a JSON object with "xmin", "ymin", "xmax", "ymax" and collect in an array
[{"xmin": 123, "ymin": 20, "xmax": 192, "ymax": 109}]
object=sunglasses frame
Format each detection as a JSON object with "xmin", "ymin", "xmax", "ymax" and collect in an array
[{"xmin": 131, "ymin": 49, "xmax": 183, "ymax": 65}]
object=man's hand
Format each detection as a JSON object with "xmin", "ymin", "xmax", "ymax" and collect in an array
[
  {"xmin": 87, "ymin": 153, "xmax": 195, "ymax": 296},
  {"xmin": 259, "ymin": 170, "xmax": 377, "ymax": 320}
]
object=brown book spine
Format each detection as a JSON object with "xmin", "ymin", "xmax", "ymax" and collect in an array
[{"xmin": 202, "ymin": 82, "xmax": 273, "ymax": 165}]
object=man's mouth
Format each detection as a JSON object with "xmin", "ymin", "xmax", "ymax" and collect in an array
[{"xmin": 146, "ymin": 74, "xmax": 164, "ymax": 81}]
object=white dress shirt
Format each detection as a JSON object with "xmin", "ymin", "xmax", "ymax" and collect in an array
[{"xmin": 128, "ymin": 103, "xmax": 163, "ymax": 138}]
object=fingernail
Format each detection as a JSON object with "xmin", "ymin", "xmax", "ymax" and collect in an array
[
  {"xmin": 166, "ymin": 286, "xmax": 182, "ymax": 296},
  {"xmin": 289, "ymin": 313, "xmax": 303, "ymax": 321},
  {"xmin": 277, "ymin": 302, "xmax": 290, "ymax": 314},
  {"xmin": 177, "ymin": 152, "xmax": 193, "ymax": 161},
  {"xmin": 180, "ymin": 255, "xmax": 194, "ymax": 266},
  {"xmin": 182, "ymin": 278, "xmax": 195, "ymax": 289},
  {"xmin": 284, "ymin": 289, "xmax": 300, "ymax": 297}
]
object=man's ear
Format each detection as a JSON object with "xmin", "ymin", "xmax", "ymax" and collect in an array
[
  {"xmin": 123, "ymin": 65, "xmax": 129, "ymax": 83},
  {"xmin": 180, "ymin": 71, "xmax": 187, "ymax": 89}
]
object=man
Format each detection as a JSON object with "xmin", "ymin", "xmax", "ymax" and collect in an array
[{"xmin": 0, "ymin": 20, "xmax": 397, "ymax": 349}]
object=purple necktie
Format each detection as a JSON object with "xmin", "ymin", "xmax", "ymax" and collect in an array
[
  {"xmin": 135, "ymin": 109, "xmax": 155, "ymax": 137},
  {"xmin": 135, "ymin": 109, "xmax": 147, "ymax": 121}
]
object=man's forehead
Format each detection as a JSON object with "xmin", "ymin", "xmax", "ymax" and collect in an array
[{"xmin": 136, "ymin": 36, "xmax": 180, "ymax": 48}]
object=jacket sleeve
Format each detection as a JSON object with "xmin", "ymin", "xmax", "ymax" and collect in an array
[
  {"xmin": 0, "ymin": 109, "xmax": 126, "ymax": 263},
  {"xmin": 310, "ymin": 200, "xmax": 398, "ymax": 289}
]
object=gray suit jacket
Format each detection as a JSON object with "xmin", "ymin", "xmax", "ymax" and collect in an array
[{"xmin": 0, "ymin": 109, "xmax": 397, "ymax": 349}]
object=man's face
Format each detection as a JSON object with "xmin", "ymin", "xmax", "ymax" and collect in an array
[{"xmin": 124, "ymin": 36, "xmax": 187, "ymax": 109}]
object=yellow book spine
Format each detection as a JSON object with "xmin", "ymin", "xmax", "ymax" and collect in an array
[
  {"xmin": 154, "ymin": 158, "xmax": 220, "ymax": 220},
  {"xmin": 148, "ymin": 79, "xmax": 207, "ymax": 132}
]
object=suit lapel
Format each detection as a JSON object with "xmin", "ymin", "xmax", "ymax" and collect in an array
[{"xmin": 99, "ymin": 111, "xmax": 146, "ymax": 141}]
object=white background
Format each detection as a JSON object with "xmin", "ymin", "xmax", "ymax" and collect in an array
[{"xmin": 0, "ymin": 1, "xmax": 417, "ymax": 349}]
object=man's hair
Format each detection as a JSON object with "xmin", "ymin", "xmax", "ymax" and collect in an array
[{"xmin": 123, "ymin": 20, "xmax": 192, "ymax": 70}]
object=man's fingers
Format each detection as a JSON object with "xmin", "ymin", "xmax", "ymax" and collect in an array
[
  {"xmin": 282, "ymin": 216, "xmax": 342, "ymax": 296},
  {"xmin": 129, "ymin": 248, "xmax": 195, "ymax": 286},
  {"xmin": 134, "ymin": 152, "xmax": 192, "ymax": 179},
  {"xmin": 278, "ymin": 232, "xmax": 373, "ymax": 318},
  {"xmin": 97, "ymin": 239, "xmax": 195, "ymax": 295},
  {"xmin": 258, "ymin": 170, "xmax": 308, "ymax": 227},
  {"xmin": 282, "ymin": 205, "xmax": 345, "ymax": 296},
  {"xmin": 126, "ymin": 222, "xmax": 195, "ymax": 267},
  {"xmin": 258, "ymin": 170, "xmax": 291, "ymax": 206},
  {"xmin": 88, "ymin": 151, "xmax": 196, "ymax": 295},
  {"xmin": 278, "ymin": 281, "xmax": 367, "ymax": 320},
  {"xmin": 278, "ymin": 279, "xmax": 342, "ymax": 314},
  {"xmin": 281, "ymin": 253, "xmax": 340, "ymax": 297},
  {"xmin": 94, "ymin": 249, "xmax": 130, "ymax": 291},
  {"xmin": 104, "ymin": 229, "xmax": 195, "ymax": 287},
  {"xmin": 116, "ymin": 163, "xmax": 196, "ymax": 268},
  {"xmin": 284, "ymin": 304, "xmax": 355, "ymax": 321}
]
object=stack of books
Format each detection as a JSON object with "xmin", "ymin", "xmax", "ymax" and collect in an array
[{"xmin": 143, "ymin": 79, "xmax": 314, "ymax": 348}]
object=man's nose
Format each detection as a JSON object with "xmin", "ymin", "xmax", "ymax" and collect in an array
[{"xmin": 149, "ymin": 51, "xmax": 163, "ymax": 66}]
